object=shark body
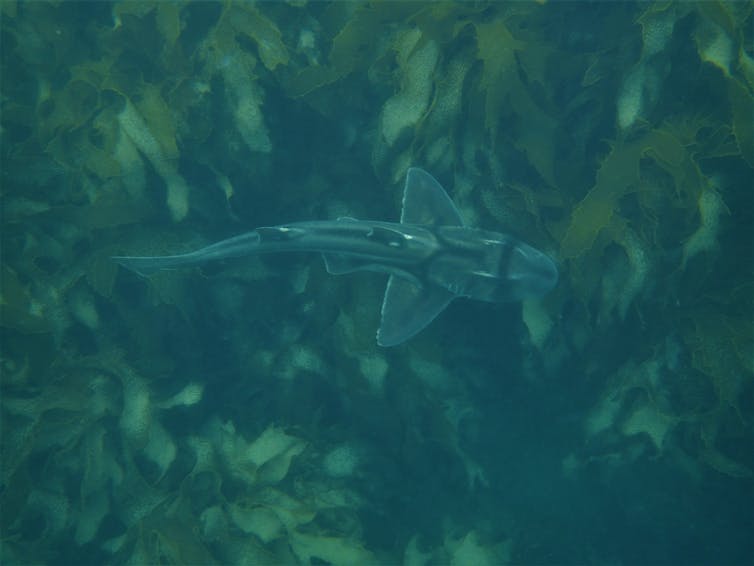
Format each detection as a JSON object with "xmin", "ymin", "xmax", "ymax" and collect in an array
[{"xmin": 113, "ymin": 168, "xmax": 558, "ymax": 346}]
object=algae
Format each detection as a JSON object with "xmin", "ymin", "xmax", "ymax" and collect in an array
[{"xmin": 1, "ymin": 1, "xmax": 752, "ymax": 563}]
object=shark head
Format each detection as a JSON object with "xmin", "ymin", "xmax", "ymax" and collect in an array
[
  {"xmin": 428, "ymin": 226, "xmax": 558, "ymax": 303},
  {"xmin": 503, "ymin": 239, "xmax": 559, "ymax": 299}
]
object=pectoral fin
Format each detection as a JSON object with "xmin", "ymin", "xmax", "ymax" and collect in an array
[{"xmin": 377, "ymin": 276, "xmax": 454, "ymax": 347}]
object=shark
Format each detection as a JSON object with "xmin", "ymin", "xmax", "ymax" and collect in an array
[{"xmin": 113, "ymin": 168, "xmax": 558, "ymax": 346}]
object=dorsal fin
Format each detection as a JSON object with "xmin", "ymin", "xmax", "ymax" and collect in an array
[{"xmin": 400, "ymin": 168, "xmax": 464, "ymax": 227}]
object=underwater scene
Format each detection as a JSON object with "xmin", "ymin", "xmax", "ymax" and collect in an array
[{"xmin": 1, "ymin": 1, "xmax": 752, "ymax": 564}]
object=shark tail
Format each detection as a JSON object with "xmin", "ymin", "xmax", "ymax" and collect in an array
[{"xmin": 112, "ymin": 254, "xmax": 193, "ymax": 277}]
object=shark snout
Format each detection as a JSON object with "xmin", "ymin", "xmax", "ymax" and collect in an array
[{"xmin": 508, "ymin": 242, "xmax": 559, "ymax": 297}]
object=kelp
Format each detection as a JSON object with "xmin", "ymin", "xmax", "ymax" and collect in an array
[
  {"xmin": 2, "ymin": 1, "xmax": 753, "ymax": 563},
  {"xmin": 281, "ymin": 3, "xmax": 424, "ymax": 98},
  {"xmin": 728, "ymin": 78, "xmax": 754, "ymax": 168},
  {"xmin": 683, "ymin": 307, "xmax": 752, "ymax": 417},
  {"xmin": 221, "ymin": 3, "xmax": 289, "ymax": 72},
  {"xmin": 690, "ymin": 2, "xmax": 754, "ymax": 169},
  {"xmin": 0, "ymin": 265, "xmax": 53, "ymax": 334},
  {"xmin": 475, "ymin": 18, "xmax": 522, "ymax": 144},
  {"xmin": 561, "ymin": 127, "xmax": 706, "ymax": 260},
  {"xmin": 475, "ymin": 15, "xmax": 559, "ymax": 187},
  {"xmin": 112, "ymin": 2, "xmax": 183, "ymax": 49}
]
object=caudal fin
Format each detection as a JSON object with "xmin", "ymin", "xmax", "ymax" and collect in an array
[{"xmin": 112, "ymin": 255, "xmax": 185, "ymax": 277}]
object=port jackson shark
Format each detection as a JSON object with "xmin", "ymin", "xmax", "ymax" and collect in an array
[{"xmin": 113, "ymin": 168, "xmax": 558, "ymax": 346}]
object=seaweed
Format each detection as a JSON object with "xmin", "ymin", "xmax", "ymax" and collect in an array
[{"xmin": 2, "ymin": 1, "xmax": 753, "ymax": 562}]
